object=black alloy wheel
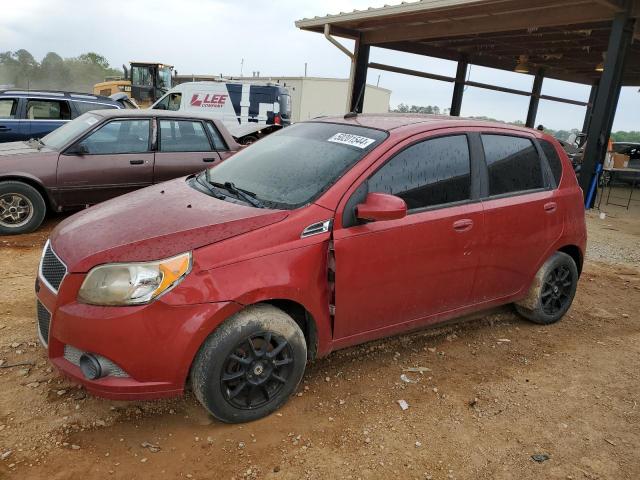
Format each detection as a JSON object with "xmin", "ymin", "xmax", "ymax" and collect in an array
[
  {"xmin": 541, "ymin": 265, "xmax": 573, "ymax": 316},
  {"xmin": 221, "ymin": 332, "xmax": 294, "ymax": 410}
]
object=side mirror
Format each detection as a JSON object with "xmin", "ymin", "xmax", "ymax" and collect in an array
[
  {"xmin": 356, "ymin": 192, "xmax": 407, "ymax": 222},
  {"xmin": 67, "ymin": 143, "xmax": 89, "ymax": 155}
]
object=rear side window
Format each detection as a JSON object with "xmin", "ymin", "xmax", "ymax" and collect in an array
[
  {"xmin": 0, "ymin": 98, "xmax": 18, "ymax": 119},
  {"xmin": 159, "ymin": 120, "xmax": 212, "ymax": 152},
  {"xmin": 369, "ymin": 135, "xmax": 471, "ymax": 211},
  {"xmin": 205, "ymin": 122, "xmax": 228, "ymax": 150},
  {"xmin": 74, "ymin": 101, "xmax": 118, "ymax": 115},
  {"xmin": 482, "ymin": 134, "xmax": 543, "ymax": 196},
  {"xmin": 26, "ymin": 99, "xmax": 71, "ymax": 120},
  {"xmin": 540, "ymin": 139, "xmax": 563, "ymax": 187}
]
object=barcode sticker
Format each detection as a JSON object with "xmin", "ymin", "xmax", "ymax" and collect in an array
[{"xmin": 327, "ymin": 133, "xmax": 376, "ymax": 149}]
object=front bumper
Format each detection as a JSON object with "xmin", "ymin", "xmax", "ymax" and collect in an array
[{"xmin": 36, "ymin": 272, "xmax": 242, "ymax": 400}]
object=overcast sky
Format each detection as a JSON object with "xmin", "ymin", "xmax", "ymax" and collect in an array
[{"xmin": 3, "ymin": 0, "xmax": 638, "ymax": 131}]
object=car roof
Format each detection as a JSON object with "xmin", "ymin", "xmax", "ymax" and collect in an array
[
  {"xmin": 89, "ymin": 109, "xmax": 231, "ymax": 120},
  {"xmin": 0, "ymin": 89, "xmax": 117, "ymax": 103},
  {"xmin": 310, "ymin": 113, "xmax": 545, "ymax": 137}
]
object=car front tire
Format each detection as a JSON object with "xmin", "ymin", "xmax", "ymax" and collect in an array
[
  {"xmin": 515, "ymin": 251, "xmax": 579, "ymax": 325},
  {"xmin": 190, "ymin": 303, "xmax": 307, "ymax": 423},
  {"xmin": 0, "ymin": 181, "xmax": 47, "ymax": 235}
]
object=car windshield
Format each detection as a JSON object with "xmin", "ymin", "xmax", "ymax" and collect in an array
[
  {"xmin": 158, "ymin": 67, "xmax": 172, "ymax": 90},
  {"xmin": 41, "ymin": 113, "xmax": 100, "ymax": 150},
  {"xmin": 203, "ymin": 122, "xmax": 388, "ymax": 209}
]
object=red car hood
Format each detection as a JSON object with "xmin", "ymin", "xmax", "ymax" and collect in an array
[{"xmin": 51, "ymin": 177, "xmax": 288, "ymax": 272}]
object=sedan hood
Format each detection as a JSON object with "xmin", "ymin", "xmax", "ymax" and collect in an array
[
  {"xmin": 0, "ymin": 141, "xmax": 57, "ymax": 156},
  {"xmin": 51, "ymin": 177, "xmax": 289, "ymax": 272}
]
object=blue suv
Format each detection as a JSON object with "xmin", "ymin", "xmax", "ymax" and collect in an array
[{"xmin": 0, "ymin": 90, "xmax": 136, "ymax": 143}]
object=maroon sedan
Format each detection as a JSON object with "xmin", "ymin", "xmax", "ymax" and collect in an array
[
  {"xmin": 0, "ymin": 110, "xmax": 239, "ymax": 234},
  {"xmin": 36, "ymin": 114, "xmax": 586, "ymax": 423}
]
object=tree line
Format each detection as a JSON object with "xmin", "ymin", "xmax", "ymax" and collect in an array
[
  {"xmin": 0, "ymin": 49, "xmax": 121, "ymax": 93},
  {"xmin": 392, "ymin": 103, "xmax": 640, "ymax": 143}
]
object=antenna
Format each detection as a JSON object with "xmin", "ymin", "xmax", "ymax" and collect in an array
[
  {"xmin": 240, "ymin": 58, "xmax": 244, "ymax": 77},
  {"xmin": 344, "ymin": 81, "xmax": 366, "ymax": 119}
]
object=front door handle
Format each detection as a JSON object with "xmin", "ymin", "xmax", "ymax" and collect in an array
[
  {"xmin": 544, "ymin": 202, "xmax": 557, "ymax": 213},
  {"xmin": 129, "ymin": 159, "xmax": 144, "ymax": 165},
  {"xmin": 202, "ymin": 157, "xmax": 217, "ymax": 163},
  {"xmin": 453, "ymin": 218, "xmax": 474, "ymax": 232}
]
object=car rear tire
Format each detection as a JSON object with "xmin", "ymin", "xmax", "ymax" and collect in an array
[
  {"xmin": 0, "ymin": 181, "xmax": 46, "ymax": 235},
  {"xmin": 190, "ymin": 304, "xmax": 307, "ymax": 423},
  {"xmin": 515, "ymin": 252, "xmax": 579, "ymax": 325}
]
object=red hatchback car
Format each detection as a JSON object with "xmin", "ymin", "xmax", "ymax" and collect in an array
[{"xmin": 36, "ymin": 114, "xmax": 586, "ymax": 423}]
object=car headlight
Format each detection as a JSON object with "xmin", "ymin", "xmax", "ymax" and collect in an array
[{"xmin": 78, "ymin": 252, "xmax": 192, "ymax": 306}]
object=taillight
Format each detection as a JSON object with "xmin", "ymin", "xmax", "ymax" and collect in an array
[{"xmin": 274, "ymin": 114, "xmax": 281, "ymax": 125}]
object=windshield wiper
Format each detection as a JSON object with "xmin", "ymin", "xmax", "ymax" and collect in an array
[
  {"xmin": 28, "ymin": 138, "xmax": 45, "ymax": 150},
  {"xmin": 208, "ymin": 177, "xmax": 265, "ymax": 208},
  {"xmin": 196, "ymin": 172, "xmax": 226, "ymax": 200}
]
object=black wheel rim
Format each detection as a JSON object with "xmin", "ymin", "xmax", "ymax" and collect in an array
[
  {"xmin": 220, "ymin": 332, "xmax": 294, "ymax": 410},
  {"xmin": 541, "ymin": 265, "xmax": 573, "ymax": 315}
]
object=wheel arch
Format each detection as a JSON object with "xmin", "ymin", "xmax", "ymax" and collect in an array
[
  {"xmin": 261, "ymin": 299, "xmax": 319, "ymax": 361},
  {"xmin": 557, "ymin": 244, "xmax": 583, "ymax": 276},
  {"xmin": 0, "ymin": 174, "xmax": 56, "ymax": 212}
]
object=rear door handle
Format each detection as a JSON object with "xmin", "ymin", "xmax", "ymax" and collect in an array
[
  {"xmin": 202, "ymin": 157, "xmax": 217, "ymax": 163},
  {"xmin": 453, "ymin": 218, "xmax": 474, "ymax": 232},
  {"xmin": 129, "ymin": 159, "xmax": 144, "ymax": 165},
  {"xmin": 0, "ymin": 126, "xmax": 10, "ymax": 131},
  {"xmin": 544, "ymin": 202, "xmax": 557, "ymax": 213}
]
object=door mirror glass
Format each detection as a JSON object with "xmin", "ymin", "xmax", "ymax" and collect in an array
[
  {"xmin": 67, "ymin": 142, "xmax": 89, "ymax": 155},
  {"xmin": 356, "ymin": 192, "xmax": 407, "ymax": 222}
]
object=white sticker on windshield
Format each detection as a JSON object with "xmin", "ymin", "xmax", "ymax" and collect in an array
[
  {"xmin": 85, "ymin": 117, "xmax": 98, "ymax": 126},
  {"xmin": 327, "ymin": 132, "xmax": 375, "ymax": 149}
]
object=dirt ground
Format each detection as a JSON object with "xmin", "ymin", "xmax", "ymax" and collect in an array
[{"xmin": 0, "ymin": 204, "xmax": 639, "ymax": 480}]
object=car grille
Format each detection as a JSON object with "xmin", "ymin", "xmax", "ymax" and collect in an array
[
  {"xmin": 40, "ymin": 241, "xmax": 67, "ymax": 293},
  {"xmin": 63, "ymin": 345, "xmax": 130, "ymax": 378},
  {"xmin": 37, "ymin": 300, "xmax": 51, "ymax": 347}
]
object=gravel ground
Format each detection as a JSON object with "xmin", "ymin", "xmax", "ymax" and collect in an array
[{"xmin": 0, "ymin": 206, "xmax": 638, "ymax": 480}]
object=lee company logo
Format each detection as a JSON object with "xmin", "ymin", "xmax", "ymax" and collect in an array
[{"xmin": 191, "ymin": 93, "xmax": 228, "ymax": 108}]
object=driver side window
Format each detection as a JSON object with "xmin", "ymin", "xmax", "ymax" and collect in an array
[
  {"xmin": 78, "ymin": 119, "xmax": 150, "ymax": 154},
  {"xmin": 155, "ymin": 93, "xmax": 181, "ymax": 111},
  {"xmin": 342, "ymin": 135, "xmax": 471, "ymax": 228}
]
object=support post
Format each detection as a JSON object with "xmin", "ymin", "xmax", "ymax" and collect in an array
[
  {"xmin": 450, "ymin": 55, "xmax": 468, "ymax": 116},
  {"xmin": 582, "ymin": 81, "xmax": 599, "ymax": 134},
  {"xmin": 526, "ymin": 69, "xmax": 544, "ymax": 128},
  {"xmin": 350, "ymin": 42, "xmax": 370, "ymax": 113},
  {"xmin": 579, "ymin": 8, "xmax": 634, "ymax": 206}
]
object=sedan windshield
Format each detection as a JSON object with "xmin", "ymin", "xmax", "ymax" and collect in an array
[
  {"xmin": 41, "ymin": 113, "xmax": 100, "ymax": 150},
  {"xmin": 205, "ymin": 122, "xmax": 388, "ymax": 209}
]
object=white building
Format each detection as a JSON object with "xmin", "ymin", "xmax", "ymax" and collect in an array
[{"xmin": 174, "ymin": 75, "xmax": 391, "ymax": 123}]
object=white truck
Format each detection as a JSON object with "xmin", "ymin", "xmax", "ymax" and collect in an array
[{"xmin": 151, "ymin": 81, "xmax": 291, "ymax": 144}]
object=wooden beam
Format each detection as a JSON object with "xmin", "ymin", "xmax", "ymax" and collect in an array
[
  {"xmin": 592, "ymin": 0, "xmax": 626, "ymax": 11},
  {"xmin": 348, "ymin": 0, "xmax": 595, "ymax": 30},
  {"xmin": 362, "ymin": 4, "xmax": 615, "ymax": 44}
]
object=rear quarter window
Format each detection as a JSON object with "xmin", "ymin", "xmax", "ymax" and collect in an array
[{"xmin": 540, "ymin": 139, "xmax": 563, "ymax": 187}]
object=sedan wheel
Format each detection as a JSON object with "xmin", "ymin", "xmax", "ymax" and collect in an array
[
  {"xmin": 0, "ymin": 182, "xmax": 46, "ymax": 235},
  {"xmin": 0, "ymin": 193, "xmax": 34, "ymax": 228}
]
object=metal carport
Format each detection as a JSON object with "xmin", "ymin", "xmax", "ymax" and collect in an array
[{"xmin": 296, "ymin": 0, "xmax": 640, "ymax": 205}]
